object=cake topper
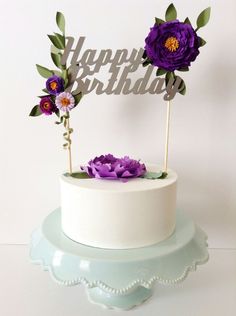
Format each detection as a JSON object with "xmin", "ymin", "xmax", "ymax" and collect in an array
[
  {"xmin": 142, "ymin": 3, "xmax": 211, "ymax": 175},
  {"xmin": 29, "ymin": 6, "xmax": 210, "ymax": 179}
]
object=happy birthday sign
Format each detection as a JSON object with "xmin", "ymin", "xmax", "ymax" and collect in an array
[{"xmin": 61, "ymin": 36, "xmax": 182, "ymax": 101}]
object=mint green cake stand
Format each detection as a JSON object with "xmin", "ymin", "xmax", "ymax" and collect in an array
[{"xmin": 30, "ymin": 209, "xmax": 209, "ymax": 310}]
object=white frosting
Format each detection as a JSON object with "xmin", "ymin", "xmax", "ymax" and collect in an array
[{"xmin": 60, "ymin": 165, "xmax": 177, "ymax": 249}]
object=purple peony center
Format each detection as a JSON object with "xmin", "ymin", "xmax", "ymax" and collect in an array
[{"xmin": 81, "ymin": 154, "xmax": 146, "ymax": 180}]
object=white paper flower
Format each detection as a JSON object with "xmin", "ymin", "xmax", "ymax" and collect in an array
[{"xmin": 55, "ymin": 92, "xmax": 75, "ymax": 112}]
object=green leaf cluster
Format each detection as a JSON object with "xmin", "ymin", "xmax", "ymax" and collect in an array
[
  {"xmin": 35, "ymin": 11, "xmax": 66, "ymax": 81},
  {"xmin": 48, "ymin": 12, "xmax": 66, "ymax": 72}
]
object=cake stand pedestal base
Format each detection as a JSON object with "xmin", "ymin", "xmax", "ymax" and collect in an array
[
  {"xmin": 87, "ymin": 286, "xmax": 153, "ymax": 310},
  {"xmin": 30, "ymin": 208, "xmax": 209, "ymax": 310}
]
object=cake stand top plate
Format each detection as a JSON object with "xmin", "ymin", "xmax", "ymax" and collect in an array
[{"xmin": 30, "ymin": 209, "xmax": 208, "ymax": 294}]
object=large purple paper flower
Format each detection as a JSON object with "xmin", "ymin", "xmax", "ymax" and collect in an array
[
  {"xmin": 145, "ymin": 20, "xmax": 200, "ymax": 71},
  {"xmin": 81, "ymin": 154, "xmax": 146, "ymax": 180},
  {"xmin": 46, "ymin": 75, "xmax": 64, "ymax": 95}
]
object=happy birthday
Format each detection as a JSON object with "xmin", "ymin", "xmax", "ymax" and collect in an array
[{"xmin": 61, "ymin": 36, "xmax": 182, "ymax": 101}]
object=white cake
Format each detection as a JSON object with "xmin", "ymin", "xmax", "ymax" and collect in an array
[{"xmin": 60, "ymin": 165, "xmax": 177, "ymax": 249}]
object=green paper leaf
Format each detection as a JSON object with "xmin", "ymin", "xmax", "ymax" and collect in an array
[
  {"xmin": 55, "ymin": 116, "xmax": 64, "ymax": 125},
  {"xmin": 42, "ymin": 88, "xmax": 49, "ymax": 93},
  {"xmin": 165, "ymin": 71, "xmax": 175, "ymax": 87},
  {"xmin": 142, "ymin": 50, "xmax": 147, "ymax": 59},
  {"xmin": 142, "ymin": 58, "xmax": 152, "ymax": 67},
  {"xmin": 141, "ymin": 171, "xmax": 168, "ymax": 179},
  {"xmin": 66, "ymin": 66, "xmax": 75, "ymax": 89},
  {"xmin": 56, "ymin": 12, "xmax": 65, "ymax": 35},
  {"xmin": 184, "ymin": 17, "xmax": 191, "ymax": 25},
  {"xmin": 142, "ymin": 171, "xmax": 162, "ymax": 179},
  {"xmin": 196, "ymin": 7, "xmax": 211, "ymax": 30},
  {"xmin": 62, "ymin": 69, "xmax": 68, "ymax": 80},
  {"xmin": 159, "ymin": 172, "xmax": 168, "ymax": 179},
  {"xmin": 54, "ymin": 32, "xmax": 65, "ymax": 47},
  {"xmin": 52, "ymin": 70, "xmax": 62, "ymax": 77},
  {"xmin": 50, "ymin": 95, "xmax": 56, "ymax": 102},
  {"xmin": 55, "ymin": 109, "xmax": 60, "ymax": 118},
  {"xmin": 156, "ymin": 68, "xmax": 167, "ymax": 76},
  {"xmin": 179, "ymin": 86, "xmax": 186, "ymax": 95},
  {"xmin": 165, "ymin": 3, "xmax": 177, "ymax": 21},
  {"xmin": 178, "ymin": 78, "xmax": 186, "ymax": 95},
  {"xmin": 73, "ymin": 92, "xmax": 83, "ymax": 105},
  {"xmin": 29, "ymin": 105, "xmax": 42, "ymax": 117},
  {"xmin": 62, "ymin": 69, "xmax": 69, "ymax": 88},
  {"xmin": 178, "ymin": 66, "xmax": 189, "ymax": 72},
  {"xmin": 51, "ymin": 53, "xmax": 61, "ymax": 68},
  {"xmin": 51, "ymin": 45, "xmax": 61, "ymax": 55},
  {"xmin": 37, "ymin": 95, "xmax": 50, "ymax": 98},
  {"xmin": 48, "ymin": 34, "xmax": 64, "ymax": 50},
  {"xmin": 36, "ymin": 64, "xmax": 54, "ymax": 78},
  {"xmin": 64, "ymin": 172, "xmax": 91, "ymax": 179},
  {"xmin": 64, "ymin": 78, "xmax": 68, "ymax": 88},
  {"xmin": 198, "ymin": 36, "xmax": 207, "ymax": 47},
  {"xmin": 155, "ymin": 17, "xmax": 165, "ymax": 25}
]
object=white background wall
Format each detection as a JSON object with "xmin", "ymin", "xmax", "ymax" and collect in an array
[{"xmin": 0, "ymin": 0, "xmax": 235, "ymax": 251}]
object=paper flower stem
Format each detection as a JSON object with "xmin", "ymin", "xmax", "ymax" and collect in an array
[
  {"xmin": 163, "ymin": 100, "xmax": 171, "ymax": 173},
  {"xmin": 63, "ymin": 116, "xmax": 73, "ymax": 174}
]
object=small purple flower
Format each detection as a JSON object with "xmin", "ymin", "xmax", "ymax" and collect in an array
[
  {"xmin": 81, "ymin": 154, "xmax": 146, "ymax": 180},
  {"xmin": 145, "ymin": 20, "xmax": 200, "ymax": 71},
  {"xmin": 39, "ymin": 97, "xmax": 56, "ymax": 115},
  {"xmin": 46, "ymin": 75, "xmax": 64, "ymax": 95}
]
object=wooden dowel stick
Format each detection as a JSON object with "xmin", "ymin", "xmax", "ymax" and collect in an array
[
  {"xmin": 67, "ymin": 117, "xmax": 72, "ymax": 175},
  {"xmin": 164, "ymin": 100, "xmax": 171, "ymax": 173}
]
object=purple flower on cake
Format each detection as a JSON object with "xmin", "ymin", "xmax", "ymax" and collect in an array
[
  {"xmin": 81, "ymin": 154, "xmax": 147, "ymax": 180},
  {"xmin": 39, "ymin": 96, "xmax": 56, "ymax": 115},
  {"xmin": 55, "ymin": 92, "xmax": 75, "ymax": 112},
  {"xmin": 46, "ymin": 75, "xmax": 64, "ymax": 95},
  {"xmin": 145, "ymin": 20, "xmax": 200, "ymax": 71}
]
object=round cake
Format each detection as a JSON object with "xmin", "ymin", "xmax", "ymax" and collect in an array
[{"xmin": 60, "ymin": 165, "xmax": 177, "ymax": 249}]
